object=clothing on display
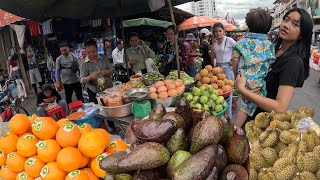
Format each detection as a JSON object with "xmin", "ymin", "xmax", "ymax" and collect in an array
[
  {"xmin": 10, "ymin": 25, "xmax": 26, "ymax": 54},
  {"xmin": 89, "ymin": 19, "xmax": 102, "ymax": 27},
  {"xmin": 42, "ymin": 19, "xmax": 53, "ymax": 35},
  {"xmin": 27, "ymin": 20, "xmax": 41, "ymax": 36}
]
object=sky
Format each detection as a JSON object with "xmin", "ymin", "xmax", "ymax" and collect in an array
[{"xmin": 176, "ymin": 0, "xmax": 275, "ymax": 21}]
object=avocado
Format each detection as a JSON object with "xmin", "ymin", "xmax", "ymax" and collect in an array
[
  {"xmin": 133, "ymin": 169, "xmax": 161, "ymax": 180},
  {"xmin": 99, "ymin": 151, "xmax": 130, "ymax": 174},
  {"xmin": 225, "ymin": 132, "xmax": 249, "ymax": 165},
  {"xmin": 114, "ymin": 174, "xmax": 133, "ymax": 180},
  {"xmin": 190, "ymin": 116, "xmax": 223, "ymax": 154},
  {"xmin": 162, "ymin": 112, "xmax": 185, "ymax": 129},
  {"xmin": 118, "ymin": 142, "xmax": 170, "ymax": 171},
  {"xmin": 165, "ymin": 128, "xmax": 187, "ymax": 155},
  {"xmin": 175, "ymin": 98, "xmax": 193, "ymax": 131},
  {"xmin": 150, "ymin": 104, "xmax": 167, "ymax": 120},
  {"xmin": 215, "ymin": 145, "xmax": 228, "ymax": 173},
  {"xmin": 191, "ymin": 110, "xmax": 209, "ymax": 126},
  {"xmin": 132, "ymin": 119, "xmax": 177, "ymax": 143},
  {"xmin": 205, "ymin": 166, "xmax": 219, "ymax": 180},
  {"xmin": 172, "ymin": 145, "xmax": 218, "ymax": 180},
  {"xmin": 167, "ymin": 150, "xmax": 192, "ymax": 177}
]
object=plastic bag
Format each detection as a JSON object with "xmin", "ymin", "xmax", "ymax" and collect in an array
[{"xmin": 145, "ymin": 58, "xmax": 159, "ymax": 72}]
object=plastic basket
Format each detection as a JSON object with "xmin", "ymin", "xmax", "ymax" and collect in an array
[
  {"xmin": 219, "ymin": 89, "xmax": 233, "ymax": 98},
  {"xmin": 72, "ymin": 114, "xmax": 102, "ymax": 128},
  {"xmin": 214, "ymin": 100, "xmax": 229, "ymax": 117}
]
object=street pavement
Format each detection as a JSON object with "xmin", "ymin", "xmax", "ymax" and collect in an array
[{"xmin": 20, "ymin": 69, "xmax": 320, "ymax": 123}]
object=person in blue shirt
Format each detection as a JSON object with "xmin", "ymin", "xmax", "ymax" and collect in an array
[{"xmin": 232, "ymin": 8, "xmax": 276, "ymax": 132}]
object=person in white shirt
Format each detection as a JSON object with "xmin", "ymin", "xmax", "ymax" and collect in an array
[{"xmin": 112, "ymin": 39, "xmax": 124, "ymax": 65}]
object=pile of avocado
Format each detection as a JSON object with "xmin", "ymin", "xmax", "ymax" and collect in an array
[{"xmin": 100, "ymin": 99, "xmax": 250, "ymax": 180}]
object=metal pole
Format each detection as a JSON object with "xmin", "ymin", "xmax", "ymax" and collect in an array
[
  {"xmin": 167, "ymin": 0, "xmax": 180, "ymax": 79},
  {"xmin": 120, "ymin": 17, "xmax": 130, "ymax": 79}
]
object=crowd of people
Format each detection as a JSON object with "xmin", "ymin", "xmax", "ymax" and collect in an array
[{"xmin": 5, "ymin": 7, "xmax": 312, "ymax": 133}]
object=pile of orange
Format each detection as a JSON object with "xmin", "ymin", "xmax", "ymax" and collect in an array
[
  {"xmin": 195, "ymin": 65, "xmax": 234, "ymax": 94},
  {"xmin": 0, "ymin": 114, "xmax": 127, "ymax": 180}
]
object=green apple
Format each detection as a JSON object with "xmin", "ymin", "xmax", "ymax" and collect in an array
[
  {"xmin": 199, "ymin": 86, "xmax": 206, "ymax": 92},
  {"xmin": 203, "ymin": 91, "xmax": 211, "ymax": 98},
  {"xmin": 200, "ymin": 96, "xmax": 208, "ymax": 104},
  {"xmin": 211, "ymin": 102, "xmax": 216, "ymax": 109},
  {"xmin": 186, "ymin": 94, "xmax": 193, "ymax": 101},
  {"xmin": 183, "ymin": 92, "xmax": 191, "ymax": 98},
  {"xmin": 223, "ymin": 100, "xmax": 228, "ymax": 108},
  {"xmin": 215, "ymin": 104, "xmax": 223, "ymax": 112},
  {"xmin": 190, "ymin": 101, "xmax": 197, "ymax": 108},
  {"xmin": 193, "ymin": 96, "xmax": 199, "ymax": 103},
  {"xmin": 216, "ymin": 96, "xmax": 224, "ymax": 104},
  {"xmin": 212, "ymin": 90, "xmax": 219, "ymax": 95},
  {"xmin": 196, "ymin": 103, "xmax": 202, "ymax": 110},
  {"xmin": 203, "ymin": 104, "xmax": 210, "ymax": 111},
  {"xmin": 211, "ymin": 110, "xmax": 217, "ymax": 115},
  {"xmin": 206, "ymin": 85, "xmax": 213, "ymax": 92},
  {"xmin": 192, "ymin": 87, "xmax": 201, "ymax": 96},
  {"xmin": 210, "ymin": 94, "xmax": 218, "ymax": 101},
  {"xmin": 207, "ymin": 99, "xmax": 213, "ymax": 107}
]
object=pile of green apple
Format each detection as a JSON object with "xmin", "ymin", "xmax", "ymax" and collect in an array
[{"xmin": 183, "ymin": 85, "xmax": 228, "ymax": 115}]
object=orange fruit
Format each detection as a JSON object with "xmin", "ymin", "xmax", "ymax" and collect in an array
[
  {"xmin": 65, "ymin": 170, "xmax": 89, "ymax": 180},
  {"xmin": 205, "ymin": 65, "xmax": 213, "ymax": 71},
  {"xmin": 56, "ymin": 123, "xmax": 81, "ymax": 148},
  {"xmin": 56, "ymin": 147, "xmax": 81, "ymax": 172},
  {"xmin": 39, "ymin": 162, "xmax": 66, "ymax": 180},
  {"xmin": 66, "ymin": 112, "xmax": 86, "ymax": 121},
  {"xmin": 196, "ymin": 81, "xmax": 203, "ymax": 87},
  {"xmin": 36, "ymin": 139, "xmax": 61, "ymax": 163},
  {"xmin": 105, "ymin": 139, "xmax": 127, "ymax": 154},
  {"xmin": 93, "ymin": 129, "xmax": 111, "ymax": 144},
  {"xmin": 195, "ymin": 74, "xmax": 202, "ymax": 81},
  {"xmin": 57, "ymin": 118, "xmax": 71, "ymax": 128},
  {"xmin": 217, "ymin": 73, "xmax": 226, "ymax": 80},
  {"xmin": 228, "ymin": 80, "xmax": 234, "ymax": 86},
  {"xmin": 211, "ymin": 83, "xmax": 219, "ymax": 90},
  {"xmin": 78, "ymin": 131, "xmax": 107, "ymax": 158},
  {"xmin": 79, "ymin": 153, "xmax": 89, "ymax": 168},
  {"xmin": 199, "ymin": 69, "xmax": 209, "ymax": 77},
  {"xmin": 217, "ymin": 80, "xmax": 225, "ymax": 87},
  {"xmin": 0, "ymin": 130, "xmax": 18, "ymax": 154},
  {"xmin": 82, "ymin": 168, "xmax": 98, "ymax": 180},
  {"xmin": 9, "ymin": 114, "xmax": 31, "ymax": 135},
  {"xmin": 0, "ymin": 164, "xmax": 17, "ymax": 180},
  {"xmin": 90, "ymin": 153, "xmax": 108, "ymax": 178},
  {"xmin": 222, "ymin": 85, "xmax": 232, "ymax": 93},
  {"xmin": 201, "ymin": 77, "xmax": 210, "ymax": 84},
  {"xmin": 217, "ymin": 89, "xmax": 224, "ymax": 94},
  {"xmin": 32, "ymin": 117, "xmax": 59, "ymax": 140},
  {"xmin": 212, "ymin": 67, "xmax": 222, "ymax": 74},
  {"xmin": 28, "ymin": 114, "xmax": 39, "ymax": 125},
  {"xmin": 0, "ymin": 151, "xmax": 6, "ymax": 166},
  {"xmin": 16, "ymin": 133, "xmax": 38, "ymax": 157},
  {"xmin": 6, "ymin": 152, "xmax": 26, "ymax": 172},
  {"xmin": 24, "ymin": 155, "xmax": 46, "ymax": 178},
  {"xmin": 16, "ymin": 172, "xmax": 35, "ymax": 180},
  {"xmin": 78, "ymin": 123, "xmax": 93, "ymax": 134}
]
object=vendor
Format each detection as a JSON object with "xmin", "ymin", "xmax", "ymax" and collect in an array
[
  {"xmin": 36, "ymin": 83, "xmax": 69, "ymax": 117},
  {"xmin": 80, "ymin": 39, "xmax": 114, "ymax": 103},
  {"xmin": 126, "ymin": 32, "xmax": 155, "ymax": 74}
]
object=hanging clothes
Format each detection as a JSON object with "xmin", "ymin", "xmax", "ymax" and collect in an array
[
  {"xmin": 89, "ymin": 19, "xmax": 102, "ymax": 27},
  {"xmin": 27, "ymin": 20, "xmax": 41, "ymax": 36},
  {"xmin": 42, "ymin": 19, "xmax": 53, "ymax": 35}
]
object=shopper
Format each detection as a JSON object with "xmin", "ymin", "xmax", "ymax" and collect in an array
[
  {"xmin": 112, "ymin": 39, "xmax": 124, "ymax": 66},
  {"xmin": 160, "ymin": 25, "xmax": 187, "ymax": 76},
  {"xmin": 36, "ymin": 83, "xmax": 69, "ymax": 117},
  {"xmin": 184, "ymin": 33, "xmax": 199, "ymax": 77},
  {"xmin": 26, "ymin": 46, "xmax": 43, "ymax": 95},
  {"xmin": 55, "ymin": 42, "xmax": 83, "ymax": 104},
  {"xmin": 236, "ymin": 8, "xmax": 313, "ymax": 123},
  {"xmin": 232, "ymin": 8, "xmax": 276, "ymax": 132},
  {"xmin": 127, "ymin": 33, "xmax": 155, "ymax": 74},
  {"xmin": 211, "ymin": 23, "xmax": 236, "ymax": 81},
  {"xmin": 200, "ymin": 28, "xmax": 214, "ymax": 68},
  {"xmin": 80, "ymin": 39, "xmax": 115, "ymax": 131},
  {"xmin": 7, "ymin": 54, "xmax": 27, "ymax": 99}
]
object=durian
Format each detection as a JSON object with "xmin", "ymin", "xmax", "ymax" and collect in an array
[
  {"xmin": 269, "ymin": 120, "xmax": 291, "ymax": 130},
  {"xmin": 254, "ymin": 112, "xmax": 271, "ymax": 129},
  {"xmin": 280, "ymin": 129, "xmax": 299, "ymax": 144},
  {"xmin": 297, "ymin": 151, "xmax": 320, "ymax": 173},
  {"xmin": 261, "ymin": 147, "xmax": 278, "ymax": 166}
]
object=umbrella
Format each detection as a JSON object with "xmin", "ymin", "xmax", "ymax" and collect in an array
[
  {"xmin": 122, "ymin": 18, "xmax": 172, "ymax": 28},
  {"xmin": 221, "ymin": 21, "xmax": 237, "ymax": 31},
  {"xmin": 178, "ymin": 16, "xmax": 218, "ymax": 30},
  {"xmin": 0, "ymin": 0, "xmax": 194, "ymax": 22},
  {"xmin": 0, "ymin": 10, "xmax": 24, "ymax": 27}
]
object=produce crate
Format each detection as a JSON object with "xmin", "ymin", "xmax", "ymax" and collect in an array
[{"xmin": 72, "ymin": 114, "xmax": 103, "ymax": 128}]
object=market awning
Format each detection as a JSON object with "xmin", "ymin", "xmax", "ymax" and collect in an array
[
  {"xmin": 0, "ymin": 0, "xmax": 197, "ymax": 22},
  {"xmin": 0, "ymin": 10, "xmax": 24, "ymax": 27},
  {"xmin": 178, "ymin": 16, "xmax": 219, "ymax": 30},
  {"xmin": 123, "ymin": 18, "xmax": 172, "ymax": 28}
]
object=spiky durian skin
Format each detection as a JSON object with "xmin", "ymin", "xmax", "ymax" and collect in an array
[
  {"xmin": 261, "ymin": 147, "xmax": 278, "ymax": 166},
  {"xmin": 293, "ymin": 171, "xmax": 317, "ymax": 180},
  {"xmin": 280, "ymin": 129, "xmax": 299, "ymax": 144},
  {"xmin": 297, "ymin": 152, "xmax": 320, "ymax": 173},
  {"xmin": 249, "ymin": 152, "xmax": 270, "ymax": 171},
  {"xmin": 254, "ymin": 112, "xmax": 271, "ymax": 129},
  {"xmin": 274, "ymin": 164, "xmax": 299, "ymax": 180},
  {"xmin": 273, "ymin": 142, "xmax": 287, "ymax": 154},
  {"xmin": 249, "ymin": 168, "xmax": 258, "ymax": 180},
  {"xmin": 259, "ymin": 130, "xmax": 279, "ymax": 148},
  {"xmin": 270, "ymin": 120, "xmax": 291, "ymax": 131}
]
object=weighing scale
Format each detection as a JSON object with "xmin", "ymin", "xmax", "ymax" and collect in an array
[{"xmin": 127, "ymin": 88, "xmax": 152, "ymax": 119}]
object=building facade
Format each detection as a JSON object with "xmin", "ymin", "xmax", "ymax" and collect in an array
[{"xmin": 191, "ymin": 0, "xmax": 217, "ymax": 18}]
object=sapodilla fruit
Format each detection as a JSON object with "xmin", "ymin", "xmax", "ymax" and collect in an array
[{"xmin": 200, "ymin": 69, "xmax": 209, "ymax": 77}]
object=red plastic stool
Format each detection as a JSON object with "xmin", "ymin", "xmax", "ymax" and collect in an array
[
  {"xmin": 46, "ymin": 106, "xmax": 66, "ymax": 120},
  {"xmin": 68, "ymin": 100, "xmax": 83, "ymax": 112}
]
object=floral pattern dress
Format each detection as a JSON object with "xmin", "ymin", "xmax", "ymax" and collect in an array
[{"xmin": 232, "ymin": 32, "xmax": 276, "ymax": 116}]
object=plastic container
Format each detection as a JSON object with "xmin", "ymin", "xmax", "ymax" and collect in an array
[
  {"xmin": 72, "ymin": 114, "xmax": 103, "ymax": 128},
  {"xmin": 214, "ymin": 101, "xmax": 229, "ymax": 117}
]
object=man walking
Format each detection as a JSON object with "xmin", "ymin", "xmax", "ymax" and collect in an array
[{"xmin": 56, "ymin": 42, "xmax": 83, "ymax": 104}]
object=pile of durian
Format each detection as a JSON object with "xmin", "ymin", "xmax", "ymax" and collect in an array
[{"xmin": 246, "ymin": 107, "xmax": 320, "ymax": 180}]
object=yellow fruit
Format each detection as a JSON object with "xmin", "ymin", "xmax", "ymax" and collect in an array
[
  {"xmin": 205, "ymin": 65, "xmax": 213, "ymax": 71},
  {"xmin": 200, "ymin": 69, "xmax": 209, "ymax": 77},
  {"xmin": 195, "ymin": 74, "xmax": 202, "ymax": 81},
  {"xmin": 78, "ymin": 132, "xmax": 107, "ymax": 158}
]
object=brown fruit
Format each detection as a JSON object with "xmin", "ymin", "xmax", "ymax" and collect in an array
[
  {"xmin": 217, "ymin": 89, "xmax": 223, "ymax": 94},
  {"xmin": 210, "ymin": 76, "xmax": 218, "ymax": 83},
  {"xmin": 200, "ymin": 69, "xmax": 209, "ymax": 77},
  {"xmin": 228, "ymin": 80, "xmax": 234, "ymax": 86},
  {"xmin": 222, "ymin": 85, "xmax": 232, "ymax": 93},
  {"xmin": 212, "ymin": 67, "xmax": 222, "ymax": 74},
  {"xmin": 195, "ymin": 74, "xmax": 202, "ymax": 81},
  {"xmin": 211, "ymin": 83, "xmax": 219, "ymax": 90},
  {"xmin": 217, "ymin": 80, "xmax": 225, "ymax": 87},
  {"xmin": 196, "ymin": 81, "xmax": 203, "ymax": 87},
  {"xmin": 201, "ymin": 77, "xmax": 211, "ymax": 84},
  {"xmin": 205, "ymin": 65, "xmax": 213, "ymax": 71}
]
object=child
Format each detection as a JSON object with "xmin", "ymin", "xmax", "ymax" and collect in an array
[{"xmin": 232, "ymin": 8, "xmax": 276, "ymax": 133}]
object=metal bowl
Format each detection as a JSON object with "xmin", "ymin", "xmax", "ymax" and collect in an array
[
  {"xmin": 149, "ymin": 93, "xmax": 183, "ymax": 107},
  {"xmin": 127, "ymin": 88, "xmax": 150, "ymax": 99},
  {"xmin": 143, "ymin": 75, "xmax": 164, "ymax": 86},
  {"xmin": 99, "ymin": 102, "xmax": 133, "ymax": 118}
]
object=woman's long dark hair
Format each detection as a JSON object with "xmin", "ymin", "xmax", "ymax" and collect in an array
[{"xmin": 275, "ymin": 8, "xmax": 313, "ymax": 80}]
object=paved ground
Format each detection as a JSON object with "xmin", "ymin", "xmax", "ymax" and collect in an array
[{"xmin": 20, "ymin": 69, "xmax": 320, "ymax": 124}]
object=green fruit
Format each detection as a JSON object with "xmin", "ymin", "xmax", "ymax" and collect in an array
[
  {"xmin": 193, "ymin": 96, "xmax": 199, "ymax": 102},
  {"xmin": 214, "ymin": 104, "xmax": 223, "ymax": 112},
  {"xmin": 212, "ymin": 90, "xmax": 219, "ymax": 95},
  {"xmin": 203, "ymin": 104, "xmax": 210, "ymax": 111},
  {"xmin": 200, "ymin": 96, "xmax": 208, "ymax": 104},
  {"xmin": 183, "ymin": 92, "xmax": 191, "ymax": 98},
  {"xmin": 199, "ymin": 86, "xmax": 206, "ymax": 92},
  {"xmin": 186, "ymin": 94, "xmax": 193, "ymax": 101},
  {"xmin": 167, "ymin": 150, "xmax": 192, "ymax": 177},
  {"xmin": 206, "ymin": 85, "xmax": 213, "ymax": 91},
  {"xmin": 166, "ymin": 129, "xmax": 187, "ymax": 155},
  {"xmin": 216, "ymin": 96, "xmax": 224, "ymax": 104},
  {"xmin": 210, "ymin": 94, "xmax": 217, "ymax": 101},
  {"xmin": 195, "ymin": 103, "xmax": 202, "ymax": 110},
  {"xmin": 222, "ymin": 101, "xmax": 228, "ymax": 108},
  {"xmin": 203, "ymin": 91, "xmax": 210, "ymax": 98},
  {"xmin": 192, "ymin": 88, "xmax": 201, "ymax": 96}
]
